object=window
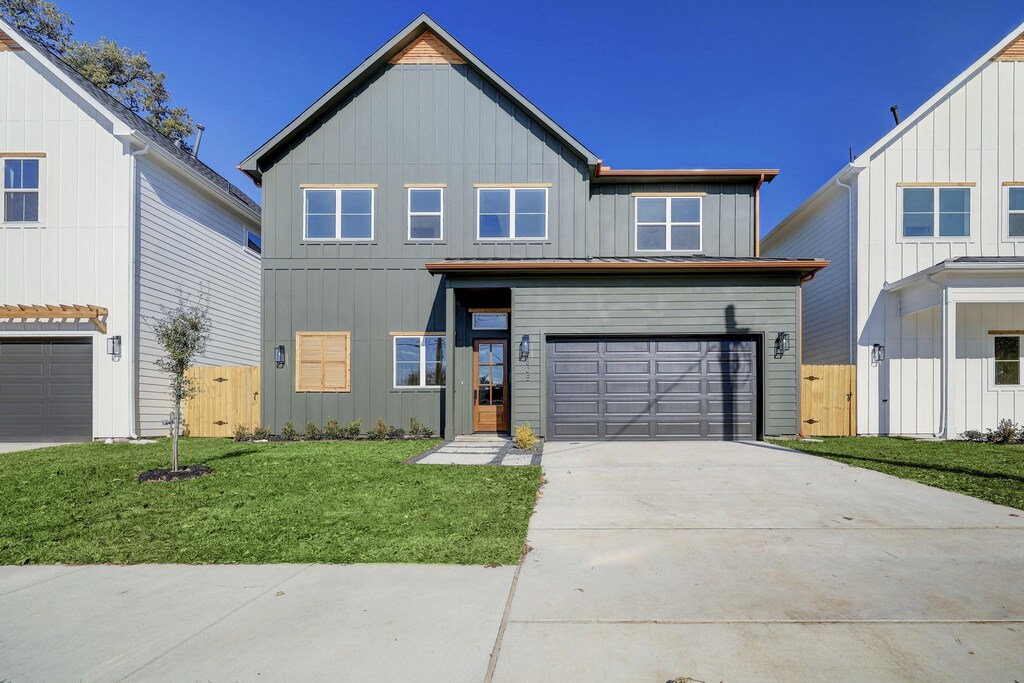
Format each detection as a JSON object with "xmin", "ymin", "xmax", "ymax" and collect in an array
[
  {"xmin": 994, "ymin": 335, "xmax": 1021, "ymax": 386},
  {"xmin": 3, "ymin": 158, "xmax": 40, "ymax": 223},
  {"xmin": 408, "ymin": 188, "xmax": 443, "ymax": 240},
  {"xmin": 394, "ymin": 335, "xmax": 446, "ymax": 388},
  {"xmin": 1009, "ymin": 187, "xmax": 1024, "ymax": 238},
  {"xmin": 303, "ymin": 188, "xmax": 374, "ymax": 240},
  {"xmin": 902, "ymin": 187, "xmax": 970, "ymax": 238},
  {"xmin": 295, "ymin": 332, "xmax": 350, "ymax": 392},
  {"xmin": 246, "ymin": 230, "xmax": 261, "ymax": 254},
  {"xmin": 472, "ymin": 312, "xmax": 508, "ymax": 330},
  {"xmin": 477, "ymin": 187, "xmax": 547, "ymax": 240},
  {"xmin": 635, "ymin": 196, "xmax": 702, "ymax": 251}
]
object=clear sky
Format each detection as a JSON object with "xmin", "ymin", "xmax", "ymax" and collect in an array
[{"xmin": 61, "ymin": 0, "xmax": 1024, "ymax": 234}]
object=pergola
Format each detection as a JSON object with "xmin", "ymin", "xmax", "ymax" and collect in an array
[{"xmin": 0, "ymin": 304, "xmax": 108, "ymax": 333}]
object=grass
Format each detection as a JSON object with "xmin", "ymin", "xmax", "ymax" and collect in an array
[
  {"xmin": 0, "ymin": 438, "xmax": 541, "ymax": 565},
  {"xmin": 771, "ymin": 436, "xmax": 1024, "ymax": 511}
]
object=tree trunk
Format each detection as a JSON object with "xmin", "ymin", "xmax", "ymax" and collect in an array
[{"xmin": 172, "ymin": 402, "xmax": 180, "ymax": 472}]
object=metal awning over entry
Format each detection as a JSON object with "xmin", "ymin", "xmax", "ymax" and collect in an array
[{"xmin": 0, "ymin": 304, "xmax": 108, "ymax": 333}]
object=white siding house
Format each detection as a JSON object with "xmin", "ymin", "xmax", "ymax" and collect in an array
[
  {"xmin": 763, "ymin": 22, "xmax": 1024, "ymax": 438},
  {"xmin": 0, "ymin": 19, "xmax": 261, "ymax": 441}
]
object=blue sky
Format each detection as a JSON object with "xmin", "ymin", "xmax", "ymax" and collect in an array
[{"xmin": 63, "ymin": 0, "xmax": 1024, "ymax": 234}]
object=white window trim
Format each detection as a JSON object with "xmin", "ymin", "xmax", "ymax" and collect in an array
[
  {"xmin": 244, "ymin": 229, "xmax": 261, "ymax": 256},
  {"xmin": 1005, "ymin": 185, "xmax": 1024, "ymax": 241},
  {"xmin": 897, "ymin": 185, "xmax": 974, "ymax": 242},
  {"xmin": 471, "ymin": 312, "xmax": 508, "ymax": 330},
  {"xmin": 475, "ymin": 187, "xmax": 549, "ymax": 241},
  {"xmin": 2, "ymin": 156, "xmax": 43, "ymax": 226},
  {"xmin": 633, "ymin": 195, "xmax": 703, "ymax": 253},
  {"xmin": 302, "ymin": 187, "xmax": 375, "ymax": 242},
  {"xmin": 990, "ymin": 334, "xmax": 1024, "ymax": 391},
  {"xmin": 407, "ymin": 187, "xmax": 444, "ymax": 241},
  {"xmin": 393, "ymin": 334, "xmax": 446, "ymax": 389}
]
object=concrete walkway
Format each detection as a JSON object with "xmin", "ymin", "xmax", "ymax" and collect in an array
[
  {"xmin": 0, "ymin": 442, "xmax": 71, "ymax": 454},
  {"xmin": 412, "ymin": 435, "xmax": 540, "ymax": 466},
  {"xmin": 489, "ymin": 440, "xmax": 1024, "ymax": 681},
  {"xmin": 2, "ymin": 440, "xmax": 1022, "ymax": 681}
]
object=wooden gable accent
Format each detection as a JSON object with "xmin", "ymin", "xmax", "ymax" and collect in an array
[
  {"xmin": 993, "ymin": 31, "xmax": 1024, "ymax": 61},
  {"xmin": 0, "ymin": 29, "xmax": 23, "ymax": 51},
  {"xmin": 0, "ymin": 304, "xmax": 108, "ymax": 332},
  {"xmin": 389, "ymin": 31, "xmax": 466, "ymax": 65},
  {"xmin": 295, "ymin": 332, "xmax": 351, "ymax": 392}
]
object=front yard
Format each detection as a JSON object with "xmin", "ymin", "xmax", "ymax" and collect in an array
[
  {"xmin": 0, "ymin": 439, "xmax": 541, "ymax": 565},
  {"xmin": 772, "ymin": 437, "xmax": 1024, "ymax": 510}
]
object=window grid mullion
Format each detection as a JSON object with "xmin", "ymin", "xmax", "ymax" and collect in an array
[
  {"xmin": 419, "ymin": 336, "xmax": 427, "ymax": 388},
  {"xmin": 509, "ymin": 189, "xmax": 517, "ymax": 239},
  {"xmin": 335, "ymin": 189, "xmax": 343, "ymax": 239}
]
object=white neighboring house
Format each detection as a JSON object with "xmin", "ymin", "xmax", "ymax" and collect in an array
[
  {"xmin": 763, "ymin": 22, "xmax": 1024, "ymax": 439},
  {"xmin": 0, "ymin": 19, "xmax": 261, "ymax": 441}
]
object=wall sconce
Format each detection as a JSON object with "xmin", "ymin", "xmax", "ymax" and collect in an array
[
  {"xmin": 275, "ymin": 345, "xmax": 286, "ymax": 368},
  {"xmin": 774, "ymin": 332, "xmax": 790, "ymax": 359},
  {"xmin": 519, "ymin": 335, "xmax": 530, "ymax": 362},
  {"xmin": 106, "ymin": 335, "xmax": 122, "ymax": 358},
  {"xmin": 872, "ymin": 343, "xmax": 886, "ymax": 363}
]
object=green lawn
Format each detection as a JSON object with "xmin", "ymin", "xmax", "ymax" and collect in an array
[
  {"xmin": 772, "ymin": 437, "xmax": 1024, "ymax": 510},
  {"xmin": 0, "ymin": 439, "xmax": 540, "ymax": 565}
]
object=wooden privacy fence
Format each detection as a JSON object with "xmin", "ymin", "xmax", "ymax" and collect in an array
[
  {"xmin": 801, "ymin": 364, "xmax": 856, "ymax": 436},
  {"xmin": 184, "ymin": 366, "xmax": 260, "ymax": 437}
]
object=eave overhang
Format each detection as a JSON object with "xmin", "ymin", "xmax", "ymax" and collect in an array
[
  {"xmin": 425, "ymin": 258, "xmax": 827, "ymax": 280},
  {"xmin": 593, "ymin": 166, "xmax": 779, "ymax": 185}
]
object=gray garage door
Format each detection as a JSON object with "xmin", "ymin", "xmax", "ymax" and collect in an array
[
  {"xmin": 0, "ymin": 339, "xmax": 93, "ymax": 441},
  {"xmin": 546, "ymin": 337, "xmax": 758, "ymax": 440}
]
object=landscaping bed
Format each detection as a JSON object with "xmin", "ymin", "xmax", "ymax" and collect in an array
[
  {"xmin": 0, "ymin": 438, "xmax": 541, "ymax": 565},
  {"xmin": 772, "ymin": 436, "xmax": 1024, "ymax": 510}
]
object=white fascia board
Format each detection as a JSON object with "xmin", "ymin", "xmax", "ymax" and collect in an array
[{"xmin": 761, "ymin": 163, "xmax": 863, "ymax": 249}]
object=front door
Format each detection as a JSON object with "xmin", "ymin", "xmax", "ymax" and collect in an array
[{"xmin": 473, "ymin": 339, "xmax": 509, "ymax": 432}]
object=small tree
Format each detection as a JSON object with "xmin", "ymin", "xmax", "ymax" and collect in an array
[{"xmin": 152, "ymin": 291, "xmax": 211, "ymax": 471}]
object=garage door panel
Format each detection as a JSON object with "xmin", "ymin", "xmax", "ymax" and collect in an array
[
  {"xmin": 0, "ymin": 339, "xmax": 92, "ymax": 441},
  {"xmin": 546, "ymin": 336, "xmax": 757, "ymax": 441}
]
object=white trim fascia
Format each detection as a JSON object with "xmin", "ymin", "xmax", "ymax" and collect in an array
[
  {"xmin": 761, "ymin": 163, "xmax": 863, "ymax": 249},
  {"xmin": 884, "ymin": 260, "xmax": 1024, "ymax": 292}
]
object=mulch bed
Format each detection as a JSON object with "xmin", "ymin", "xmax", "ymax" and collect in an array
[{"xmin": 136, "ymin": 464, "xmax": 212, "ymax": 483}]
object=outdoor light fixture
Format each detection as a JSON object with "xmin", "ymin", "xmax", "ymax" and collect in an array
[
  {"xmin": 519, "ymin": 335, "xmax": 530, "ymax": 362},
  {"xmin": 275, "ymin": 345, "xmax": 286, "ymax": 368},
  {"xmin": 872, "ymin": 343, "xmax": 886, "ymax": 363},
  {"xmin": 774, "ymin": 332, "xmax": 790, "ymax": 358},
  {"xmin": 106, "ymin": 335, "xmax": 122, "ymax": 358}
]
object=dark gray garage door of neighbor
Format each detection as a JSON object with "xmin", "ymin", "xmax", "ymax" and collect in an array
[
  {"xmin": 546, "ymin": 337, "xmax": 758, "ymax": 440},
  {"xmin": 0, "ymin": 339, "xmax": 93, "ymax": 441}
]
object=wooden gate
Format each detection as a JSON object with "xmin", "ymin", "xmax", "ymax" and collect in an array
[
  {"xmin": 184, "ymin": 366, "xmax": 260, "ymax": 437},
  {"xmin": 801, "ymin": 364, "xmax": 856, "ymax": 436}
]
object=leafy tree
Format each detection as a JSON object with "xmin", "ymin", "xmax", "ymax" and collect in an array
[
  {"xmin": 0, "ymin": 0, "xmax": 195, "ymax": 148},
  {"xmin": 151, "ymin": 291, "xmax": 211, "ymax": 472}
]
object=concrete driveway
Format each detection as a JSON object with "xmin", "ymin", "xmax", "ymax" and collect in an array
[{"xmin": 490, "ymin": 440, "xmax": 1024, "ymax": 682}]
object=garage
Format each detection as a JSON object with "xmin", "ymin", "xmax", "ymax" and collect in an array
[
  {"xmin": 0, "ymin": 339, "xmax": 93, "ymax": 441},
  {"xmin": 546, "ymin": 337, "xmax": 758, "ymax": 440}
]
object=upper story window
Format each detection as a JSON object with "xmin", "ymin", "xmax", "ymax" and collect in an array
[
  {"xmin": 3, "ymin": 158, "xmax": 40, "ymax": 223},
  {"xmin": 1008, "ymin": 187, "xmax": 1024, "ymax": 238},
  {"xmin": 635, "ymin": 196, "xmax": 702, "ymax": 252},
  {"xmin": 477, "ymin": 187, "xmax": 548, "ymax": 240},
  {"xmin": 901, "ymin": 187, "xmax": 970, "ymax": 238},
  {"xmin": 408, "ymin": 187, "xmax": 443, "ymax": 240},
  {"xmin": 245, "ymin": 230, "xmax": 261, "ymax": 254},
  {"xmin": 303, "ymin": 187, "xmax": 374, "ymax": 241}
]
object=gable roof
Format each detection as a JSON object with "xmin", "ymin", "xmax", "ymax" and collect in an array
[
  {"xmin": 238, "ymin": 14, "xmax": 600, "ymax": 182},
  {"xmin": 0, "ymin": 18, "xmax": 260, "ymax": 220},
  {"xmin": 763, "ymin": 21, "xmax": 1024, "ymax": 248}
]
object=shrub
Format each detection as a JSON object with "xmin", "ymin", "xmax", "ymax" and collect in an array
[
  {"xmin": 367, "ymin": 417, "xmax": 388, "ymax": 440},
  {"xmin": 386, "ymin": 425, "xmax": 405, "ymax": 439},
  {"xmin": 305, "ymin": 421, "xmax": 322, "ymax": 441},
  {"xmin": 990, "ymin": 418, "xmax": 1018, "ymax": 444},
  {"xmin": 323, "ymin": 417, "xmax": 343, "ymax": 440},
  {"xmin": 252, "ymin": 425, "xmax": 271, "ymax": 441},
  {"xmin": 409, "ymin": 417, "xmax": 423, "ymax": 437},
  {"xmin": 513, "ymin": 423, "xmax": 538, "ymax": 451},
  {"xmin": 960, "ymin": 429, "xmax": 986, "ymax": 443},
  {"xmin": 343, "ymin": 418, "xmax": 362, "ymax": 439},
  {"xmin": 281, "ymin": 421, "xmax": 299, "ymax": 441},
  {"xmin": 232, "ymin": 424, "xmax": 252, "ymax": 442},
  {"xmin": 419, "ymin": 425, "xmax": 435, "ymax": 438}
]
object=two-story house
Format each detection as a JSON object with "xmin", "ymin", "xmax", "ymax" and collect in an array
[
  {"xmin": 241, "ymin": 15, "xmax": 826, "ymax": 441},
  {"xmin": 0, "ymin": 19, "xmax": 261, "ymax": 442},
  {"xmin": 763, "ymin": 22, "xmax": 1024, "ymax": 438}
]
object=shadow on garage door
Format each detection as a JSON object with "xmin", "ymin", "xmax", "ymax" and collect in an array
[
  {"xmin": 0, "ymin": 338, "xmax": 93, "ymax": 442},
  {"xmin": 546, "ymin": 336, "xmax": 760, "ymax": 440}
]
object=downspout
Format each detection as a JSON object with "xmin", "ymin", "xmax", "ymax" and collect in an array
[
  {"xmin": 835, "ymin": 172, "xmax": 855, "ymax": 365},
  {"xmin": 753, "ymin": 173, "xmax": 765, "ymax": 257},
  {"xmin": 926, "ymin": 273, "xmax": 947, "ymax": 439},
  {"xmin": 127, "ymin": 141, "xmax": 151, "ymax": 439}
]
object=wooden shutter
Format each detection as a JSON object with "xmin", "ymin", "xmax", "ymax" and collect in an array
[{"xmin": 295, "ymin": 332, "xmax": 350, "ymax": 392}]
